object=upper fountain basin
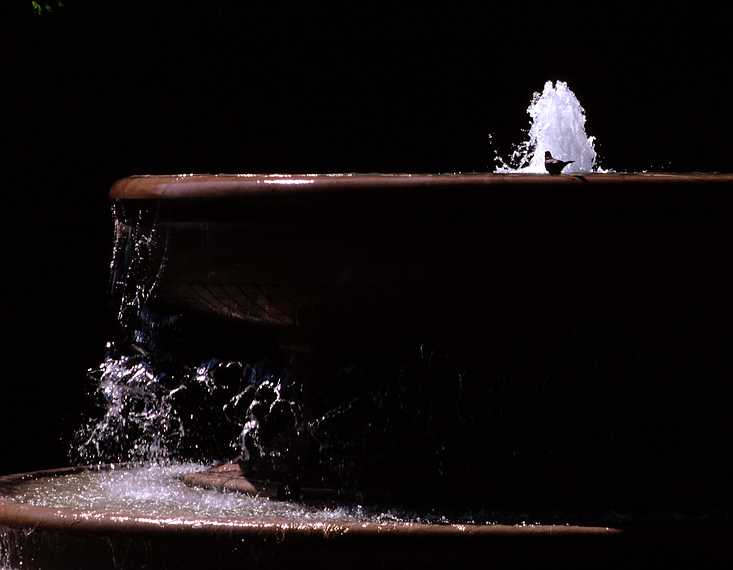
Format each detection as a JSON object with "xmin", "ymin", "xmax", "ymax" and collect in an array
[
  {"xmin": 108, "ymin": 173, "xmax": 733, "ymax": 349},
  {"xmin": 111, "ymin": 174, "xmax": 733, "ymax": 331}
]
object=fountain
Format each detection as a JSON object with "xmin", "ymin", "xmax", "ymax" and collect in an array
[
  {"xmin": 494, "ymin": 80, "xmax": 600, "ymax": 174},
  {"xmin": 2, "ymin": 84, "xmax": 732, "ymax": 569}
]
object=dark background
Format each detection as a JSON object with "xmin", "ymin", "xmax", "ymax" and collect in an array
[{"xmin": 1, "ymin": 2, "xmax": 732, "ymax": 478}]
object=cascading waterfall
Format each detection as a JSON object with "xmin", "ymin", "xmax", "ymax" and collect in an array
[
  {"xmin": 75, "ymin": 205, "xmax": 468, "ymax": 491},
  {"xmin": 72, "ymin": 351, "xmax": 267, "ymax": 465},
  {"xmin": 74, "ymin": 205, "xmax": 311, "ymax": 471},
  {"xmin": 109, "ymin": 202, "xmax": 167, "ymax": 334},
  {"xmin": 494, "ymin": 80, "xmax": 602, "ymax": 173}
]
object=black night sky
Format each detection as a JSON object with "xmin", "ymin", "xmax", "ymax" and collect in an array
[{"xmin": 2, "ymin": 1, "xmax": 732, "ymax": 487}]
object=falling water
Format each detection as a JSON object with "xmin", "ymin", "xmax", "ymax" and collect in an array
[
  {"xmin": 74, "ymin": 204, "xmax": 468, "ymax": 491},
  {"xmin": 494, "ymin": 80, "xmax": 601, "ymax": 173}
]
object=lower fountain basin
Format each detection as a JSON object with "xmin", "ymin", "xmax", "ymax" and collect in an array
[{"xmin": 1, "ymin": 464, "xmax": 730, "ymax": 570}]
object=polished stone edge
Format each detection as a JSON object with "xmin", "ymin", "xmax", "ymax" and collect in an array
[
  {"xmin": 180, "ymin": 462, "xmax": 258, "ymax": 495},
  {"xmin": 109, "ymin": 173, "xmax": 733, "ymax": 200},
  {"xmin": 0, "ymin": 465, "xmax": 620, "ymax": 539},
  {"xmin": 181, "ymin": 463, "xmax": 358, "ymax": 502}
]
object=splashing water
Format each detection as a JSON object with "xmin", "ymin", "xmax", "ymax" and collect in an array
[
  {"xmin": 494, "ymin": 80, "xmax": 601, "ymax": 173},
  {"xmin": 3, "ymin": 464, "xmax": 398, "ymax": 523},
  {"xmin": 76, "ymin": 205, "xmax": 467, "ymax": 489},
  {"xmin": 72, "ymin": 349, "xmax": 295, "ymax": 466},
  {"xmin": 1, "ymin": 463, "xmax": 567, "ymax": 525}
]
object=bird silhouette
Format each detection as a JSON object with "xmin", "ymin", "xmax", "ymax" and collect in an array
[{"xmin": 544, "ymin": 151, "xmax": 574, "ymax": 175}]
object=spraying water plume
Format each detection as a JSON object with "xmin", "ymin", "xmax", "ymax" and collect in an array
[{"xmin": 494, "ymin": 80, "xmax": 601, "ymax": 173}]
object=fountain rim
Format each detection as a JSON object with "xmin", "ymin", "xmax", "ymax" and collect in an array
[
  {"xmin": 0, "ymin": 464, "xmax": 620, "ymax": 539},
  {"xmin": 109, "ymin": 172, "xmax": 733, "ymax": 201}
]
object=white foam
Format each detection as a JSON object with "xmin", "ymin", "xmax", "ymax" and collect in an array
[
  {"xmin": 3, "ymin": 464, "xmax": 416, "ymax": 524},
  {"xmin": 495, "ymin": 81, "xmax": 601, "ymax": 173}
]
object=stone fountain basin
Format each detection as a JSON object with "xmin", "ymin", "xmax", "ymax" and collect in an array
[
  {"xmin": 110, "ymin": 172, "xmax": 733, "ymax": 349},
  {"xmin": 2, "ymin": 465, "xmax": 730, "ymax": 570},
  {"xmin": 106, "ymin": 172, "xmax": 733, "ymax": 511}
]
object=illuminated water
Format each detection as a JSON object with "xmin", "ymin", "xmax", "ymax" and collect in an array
[
  {"xmin": 72, "ymin": 352, "xmax": 251, "ymax": 465},
  {"xmin": 2, "ymin": 464, "xmax": 418, "ymax": 524},
  {"xmin": 2, "ymin": 464, "xmax": 628, "ymax": 528},
  {"xmin": 494, "ymin": 80, "xmax": 601, "ymax": 173}
]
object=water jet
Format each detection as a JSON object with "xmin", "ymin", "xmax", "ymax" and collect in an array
[{"xmin": 494, "ymin": 80, "xmax": 599, "ymax": 173}]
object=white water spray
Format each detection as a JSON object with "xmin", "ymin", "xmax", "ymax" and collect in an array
[{"xmin": 495, "ymin": 80, "xmax": 601, "ymax": 173}]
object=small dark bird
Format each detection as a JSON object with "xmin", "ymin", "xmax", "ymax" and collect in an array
[{"xmin": 544, "ymin": 151, "xmax": 574, "ymax": 175}]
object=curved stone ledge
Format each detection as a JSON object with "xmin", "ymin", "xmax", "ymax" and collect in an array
[
  {"xmin": 110, "ymin": 173, "xmax": 733, "ymax": 201},
  {"xmin": 180, "ymin": 462, "xmax": 259, "ymax": 495}
]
